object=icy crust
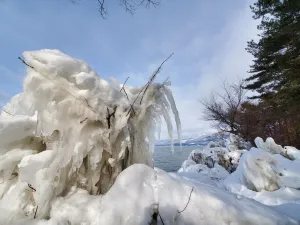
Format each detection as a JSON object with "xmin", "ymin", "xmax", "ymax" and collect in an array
[
  {"xmin": 0, "ymin": 49, "xmax": 181, "ymax": 221},
  {"xmin": 9, "ymin": 164, "xmax": 298, "ymax": 225}
]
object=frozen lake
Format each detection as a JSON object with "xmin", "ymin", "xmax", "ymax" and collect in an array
[{"xmin": 153, "ymin": 145, "xmax": 204, "ymax": 172}]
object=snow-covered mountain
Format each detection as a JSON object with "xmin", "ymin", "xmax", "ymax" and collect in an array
[{"xmin": 155, "ymin": 132, "xmax": 228, "ymax": 146}]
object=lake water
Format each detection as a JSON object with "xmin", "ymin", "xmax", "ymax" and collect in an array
[{"xmin": 153, "ymin": 145, "xmax": 204, "ymax": 172}]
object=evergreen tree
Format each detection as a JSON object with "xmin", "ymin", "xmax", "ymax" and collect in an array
[{"xmin": 246, "ymin": 0, "xmax": 300, "ymax": 107}]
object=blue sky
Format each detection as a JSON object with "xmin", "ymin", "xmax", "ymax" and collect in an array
[{"xmin": 0, "ymin": 0, "xmax": 258, "ymax": 138}]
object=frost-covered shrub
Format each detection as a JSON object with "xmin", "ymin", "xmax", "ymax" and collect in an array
[{"xmin": 0, "ymin": 49, "xmax": 181, "ymax": 221}]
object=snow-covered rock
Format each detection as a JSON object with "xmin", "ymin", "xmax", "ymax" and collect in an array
[{"xmin": 179, "ymin": 134, "xmax": 248, "ymax": 176}]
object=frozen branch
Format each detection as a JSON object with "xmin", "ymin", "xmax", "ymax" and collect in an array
[{"xmin": 140, "ymin": 53, "xmax": 174, "ymax": 104}]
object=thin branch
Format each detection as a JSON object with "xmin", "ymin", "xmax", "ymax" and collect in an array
[
  {"xmin": 2, "ymin": 109, "xmax": 12, "ymax": 115},
  {"xmin": 126, "ymin": 82, "xmax": 148, "ymax": 116},
  {"xmin": 9, "ymin": 173, "xmax": 18, "ymax": 180},
  {"xmin": 18, "ymin": 57, "xmax": 34, "ymax": 69},
  {"xmin": 140, "ymin": 53, "xmax": 174, "ymax": 104},
  {"xmin": 28, "ymin": 184, "xmax": 36, "ymax": 192},
  {"xmin": 120, "ymin": 0, "xmax": 160, "ymax": 15},
  {"xmin": 34, "ymin": 205, "xmax": 38, "ymax": 219},
  {"xmin": 106, "ymin": 106, "xmax": 117, "ymax": 129},
  {"xmin": 163, "ymin": 76, "xmax": 170, "ymax": 84},
  {"xmin": 120, "ymin": 77, "xmax": 136, "ymax": 115},
  {"xmin": 120, "ymin": 77, "xmax": 130, "ymax": 96},
  {"xmin": 80, "ymin": 117, "xmax": 88, "ymax": 124},
  {"xmin": 177, "ymin": 187, "xmax": 194, "ymax": 213},
  {"xmin": 97, "ymin": 0, "xmax": 108, "ymax": 18},
  {"xmin": 158, "ymin": 212, "xmax": 165, "ymax": 225}
]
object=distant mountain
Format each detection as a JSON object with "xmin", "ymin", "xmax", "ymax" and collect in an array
[{"xmin": 155, "ymin": 133, "xmax": 226, "ymax": 146}]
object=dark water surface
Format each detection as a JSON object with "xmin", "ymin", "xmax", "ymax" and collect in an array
[{"xmin": 153, "ymin": 145, "xmax": 204, "ymax": 172}]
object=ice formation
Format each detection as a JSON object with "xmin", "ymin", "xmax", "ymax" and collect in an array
[{"xmin": 0, "ymin": 49, "xmax": 181, "ymax": 222}]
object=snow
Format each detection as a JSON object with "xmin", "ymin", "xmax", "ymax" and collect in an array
[
  {"xmin": 179, "ymin": 135, "xmax": 300, "ymax": 222},
  {"xmin": 7, "ymin": 164, "xmax": 298, "ymax": 225},
  {"xmin": 284, "ymin": 146, "xmax": 300, "ymax": 161},
  {"xmin": 224, "ymin": 147, "xmax": 300, "ymax": 205},
  {"xmin": 1, "ymin": 49, "xmax": 300, "ymax": 224}
]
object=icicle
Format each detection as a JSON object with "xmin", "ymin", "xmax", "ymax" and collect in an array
[{"xmin": 162, "ymin": 86, "xmax": 182, "ymax": 147}]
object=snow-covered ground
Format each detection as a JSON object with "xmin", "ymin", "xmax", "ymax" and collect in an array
[
  {"xmin": 0, "ymin": 50, "xmax": 299, "ymax": 224},
  {"xmin": 178, "ymin": 134, "xmax": 300, "ymax": 222}
]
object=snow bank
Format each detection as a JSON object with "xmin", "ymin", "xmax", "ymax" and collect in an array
[
  {"xmin": 0, "ymin": 49, "xmax": 181, "ymax": 222},
  {"xmin": 179, "ymin": 134, "xmax": 300, "ymax": 220},
  {"xmin": 224, "ymin": 147, "xmax": 300, "ymax": 205},
  {"xmin": 9, "ymin": 164, "xmax": 298, "ymax": 225}
]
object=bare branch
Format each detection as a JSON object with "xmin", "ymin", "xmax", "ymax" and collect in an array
[
  {"xmin": 34, "ymin": 206, "xmax": 38, "ymax": 219},
  {"xmin": 120, "ymin": 77, "xmax": 130, "ymax": 98},
  {"xmin": 177, "ymin": 187, "xmax": 194, "ymax": 213},
  {"xmin": 2, "ymin": 109, "xmax": 12, "ymax": 115},
  {"xmin": 18, "ymin": 57, "xmax": 34, "ymax": 69},
  {"xmin": 80, "ymin": 117, "xmax": 88, "ymax": 124},
  {"xmin": 28, "ymin": 184, "xmax": 36, "ymax": 192},
  {"xmin": 97, "ymin": 0, "xmax": 108, "ymax": 18},
  {"xmin": 120, "ymin": 0, "xmax": 160, "ymax": 15},
  {"xmin": 140, "ymin": 53, "xmax": 174, "ymax": 104},
  {"xmin": 158, "ymin": 212, "xmax": 165, "ymax": 225},
  {"xmin": 120, "ymin": 77, "xmax": 136, "ymax": 115},
  {"xmin": 200, "ymin": 80, "xmax": 247, "ymax": 135}
]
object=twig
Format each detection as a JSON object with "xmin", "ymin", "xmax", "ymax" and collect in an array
[
  {"xmin": 2, "ymin": 109, "xmax": 12, "ymax": 115},
  {"xmin": 34, "ymin": 205, "xmax": 38, "ymax": 219},
  {"xmin": 18, "ymin": 57, "xmax": 34, "ymax": 69},
  {"xmin": 80, "ymin": 117, "xmax": 88, "ymax": 124},
  {"xmin": 106, "ymin": 106, "xmax": 117, "ymax": 128},
  {"xmin": 28, "ymin": 184, "xmax": 36, "ymax": 192},
  {"xmin": 9, "ymin": 174, "xmax": 18, "ymax": 180},
  {"xmin": 140, "ymin": 53, "xmax": 174, "ymax": 104},
  {"xmin": 97, "ymin": 0, "xmax": 108, "ymax": 18},
  {"xmin": 120, "ymin": 77, "xmax": 129, "ymax": 95},
  {"xmin": 120, "ymin": 77, "xmax": 136, "ymax": 115},
  {"xmin": 163, "ymin": 76, "xmax": 170, "ymax": 84},
  {"xmin": 177, "ymin": 187, "xmax": 194, "ymax": 213},
  {"xmin": 126, "ymin": 53, "xmax": 173, "ymax": 115},
  {"xmin": 158, "ymin": 212, "xmax": 165, "ymax": 225}
]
